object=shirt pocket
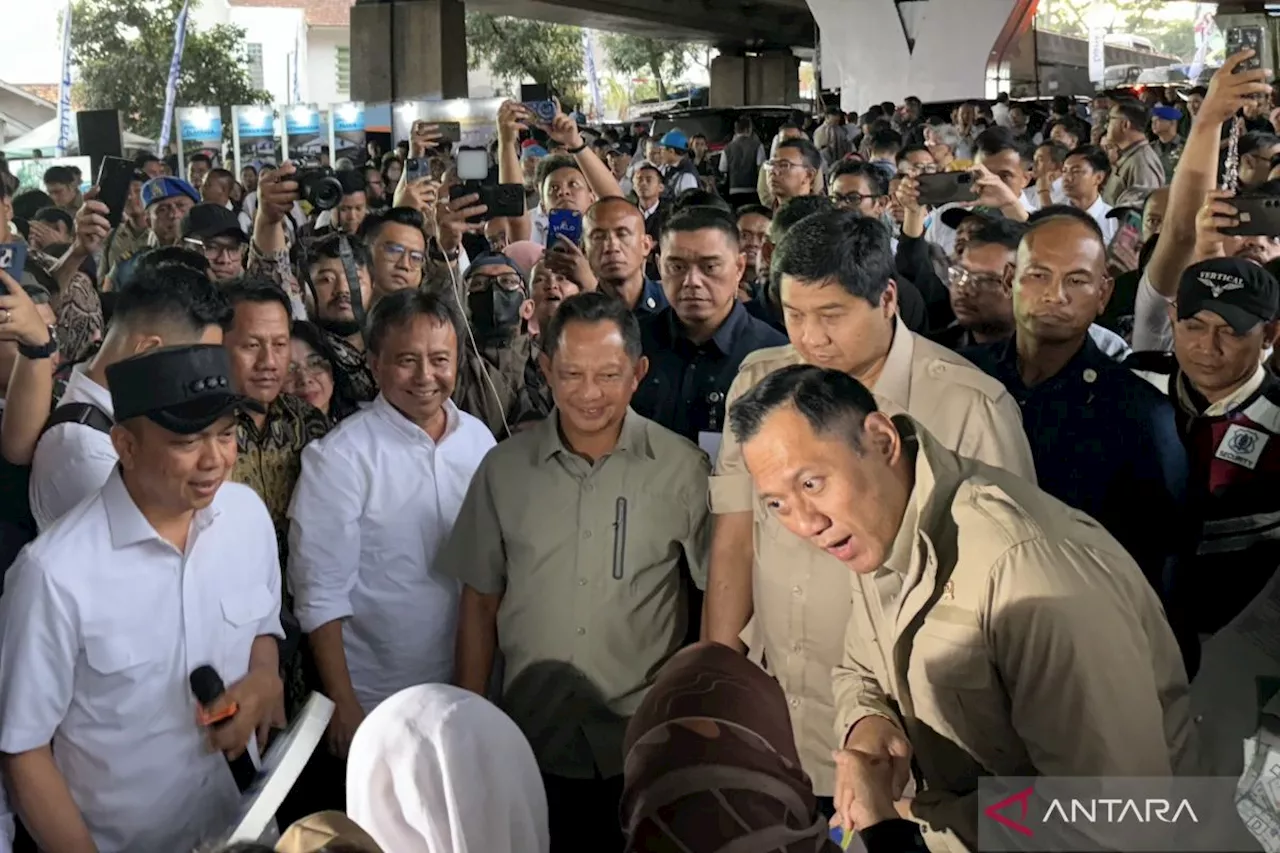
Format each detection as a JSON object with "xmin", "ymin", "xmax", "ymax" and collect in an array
[
  {"xmin": 616, "ymin": 496, "xmax": 686, "ymax": 589},
  {"xmin": 910, "ymin": 627, "xmax": 1009, "ymax": 770},
  {"xmin": 219, "ymin": 585, "xmax": 276, "ymax": 670},
  {"xmin": 83, "ymin": 631, "xmax": 169, "ymax": 720}
]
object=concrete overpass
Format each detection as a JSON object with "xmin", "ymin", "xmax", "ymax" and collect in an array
[{"xmin": 349, "ymin": 0, "xmax": 1047, "ymax": 111}]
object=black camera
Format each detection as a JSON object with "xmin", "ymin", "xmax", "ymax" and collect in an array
[{"xmin": 296, "ymin": 166, "xmax": 344, "ymax": 211}]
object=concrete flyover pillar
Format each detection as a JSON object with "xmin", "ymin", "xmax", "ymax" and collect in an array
[
  {"xmin": 710, "ymin": 46, "xmax": 801, "ymax": 107},
  {"xmin": 350, "ymin": 0, "xmax": 469, "ymax": 103},
  {"xmin": 807, "ymin": 0, "xmax": 1018, "ymax": 112}
]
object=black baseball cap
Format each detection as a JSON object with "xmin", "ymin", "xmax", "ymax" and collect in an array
[
  {"xmin": 1177, "ymin": 257, "xmax": 1280, "ymax": 334},
  {"xmin": 940, "ymin": 205, "xmax": 1005, "ymax": 231},
  {"xmin": 106, "ymin": 344, "xmax": 265, "ymax": 435},
  {"xmin": 181, "ymin": 204, "xmax": 246, "ymax": 243}
]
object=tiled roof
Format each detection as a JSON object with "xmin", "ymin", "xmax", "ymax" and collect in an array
[
  {"xmin": 228, "ymin": 0, "xmax": 354, "ymax": 27},
  {"xmin": 13, "ymin": 84, "xmax": 58, "ymax": 106}
]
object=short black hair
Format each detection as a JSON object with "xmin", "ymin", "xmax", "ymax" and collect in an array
[
  {"xmin": 359, "ymin": 206, "xmax": 425, "ymax": 243},
  {"xmin": 206, "ymin": 168, "xmax": 234, "ymax": 186},
  {"xmin": 1111, "ymin": 98, "xmax": 1150, "ymax": 131},
  {"xmin": 1051, "ymin": 95, "xmax": 1072, "ymax": 115},
  {"xmin": 43, "ymin": 166, "xmax": 77, "ymax": 186},
  {"xmin": 240, "ymin": 163, "xmax": 258, "ymax": 176},
  {"xmin": 135, "ymin": 152, "xmax": 161, "ymax": 168},
  {"xmin": 905, "ymin": 96, "xmax": 922, "ymax": 107},
  {"xmin": 736, "ymin": 203, "xmax": 773, "ymax": 221},
  {"xmin": 366, "ymin": 287, "xmax": 464, "ymax": 358},
  {"xmin": 769, "ymin": 195, "xmax": 836, "ymax": 243},
  {"xmin": 1025, "ymin": 204, "xmax": 1105, "ymax": 246},
  {"xmin": 189, "ymin": 153, "xmax": 213, "ymax": 166},
  {"xmin": 537, "ymin": 154, "xmax": 581, "ymax": 190},
  {"xmin": 305, "ymin": 232, "xmax": 372, "ymax": 270},
  {"xmin": 896, "ymin": 144, "xmax": 930, "ymax": 168},
  {"xmin": 966, "ymin": 218, "xmax": 1026, "ymax": 253},
  {"xmin": 868, "ymin": 128, "xmax": 902, "ymax": 158},
  {"xmin": 728, "ymin": 363, "xmax": 880, "ymax": 449},
  {"xmin": 12, "ymin": 189, "xmax": 53, "ymax": 221},
  {"xmin": 1037, "ymin": 140, "xmax": 1070, "ymax": 166},
  {"xmin": 776, "ymin": 138, "xmax": 822, "ymax": 172},
  {"xmin": 660, "ymin": 206, "xmax": 740, "ymax": 246},
  {"xmin": 1055, "ymin": 116, "xmax": 1088, "ymax": 144},
  {"xmin": 734, "ymin": 116, "xmax": 753, "ymax": 134},
  {"xmin": 218, "ymin": 277, "xmax": 293, "ymax": 332},
  {"xmin": 32, "ymin": 206, "xmax": 74, "ymax": 232},
  {"xmin": 771, "ymin": 210, "xmax": 894, "ymax": 306},
  {"xmin": 974, "ymin": 126, "xmax": 1025, "ymax": 160},
  {"xmin": 671, "ymin": 188, "xmax": 733, "ymax": 216},
  {"xmin": 337, "ymin": 169, "xmax": 367, "ymax": 196},
  {"xmin": 1240, "ymin": 131, "xmax": 1280, "ymax": 158},
  {"xmin": 542, "ymin": 290, "xmax": 642, "ymax": 362},
  {"xmin": 829, "ymin": 160, "xmax": 891, "ymax": 197},
  {"xmin": 1065, "ymin": 143, "xmax": 1111, "ymax": 180},
  {"xmin": 113, "ymin": 262, "xmax": 231, "ymax": 335}
]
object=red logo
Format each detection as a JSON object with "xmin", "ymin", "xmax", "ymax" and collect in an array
[{"xmin": 985, "ymin": 786, "xmax": 1036, "ymax": 837}]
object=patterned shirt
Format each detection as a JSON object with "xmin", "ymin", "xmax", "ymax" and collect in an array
[
  {"xmin": 31, "ymin": 249, "xmax": 103, "ymax": 366},
  {"xmin": 323, "ymin": 328, "xmax": 378, "ymax": 408}
]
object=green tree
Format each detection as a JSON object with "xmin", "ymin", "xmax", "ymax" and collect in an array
[
  {"xmin": 1037, "ymin": 0, "xmax": 1169, "ymax": 40},
  {"xmin": 466, "ymin": 14, "xmax": 585, "ymax": 105},
  {"xmin": 600, "ymin": 34, "xmax": 703, "ymax": 101},
  {"xmin": 69, "ymin": 0, "xmax": 269, "ymax": 142}
]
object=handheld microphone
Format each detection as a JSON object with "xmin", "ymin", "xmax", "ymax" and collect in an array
[{"xmin": 189, "ymin": 664, "xmax": 259, "ymax": 793}]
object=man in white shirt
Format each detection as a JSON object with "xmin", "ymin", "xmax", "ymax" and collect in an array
[
  {"xmin": 0, "ymin": 344, "xmax": 284, "ymax": 853},
  {"xmin": 1061, "ymin": 143, "xmax": 1117, "ymax": 243},
  {"xmin": 29, "ymin": 260, "xmax": 231, "ymax": 530},
  {"xmin": 289, "ymin": 289, "xmax": 494, "ymax": 761}
]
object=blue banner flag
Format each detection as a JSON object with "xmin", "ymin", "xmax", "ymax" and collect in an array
[
  {"xmin": 56, "ymin": 1, "xmax": 73, "ymax": 156},
  {"xmin": 157, "ymin": 0, "xmax": 191, "ymax": 154}
]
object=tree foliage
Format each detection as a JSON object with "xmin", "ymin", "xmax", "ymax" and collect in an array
[
  {"xmin": 70, "ymin": 0, "xmax": 269, "ymax": 142},
  {"xmin": 465, "ymin": 13, "xmax": 585, "ymax": 104},
  {"xmin": 1036, "ymin": 0, "xmax": 1198, "ymax": 60},
  {"xmin": 600, "ymin": 34, "xmax": 702, "ymax": 101}
]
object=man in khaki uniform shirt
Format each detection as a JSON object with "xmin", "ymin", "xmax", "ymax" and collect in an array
[
  {"xmin": 703, "ymin": 211, "xmax": 1036, "ymax": 798},
  {"xmin": 1102, "ymin": 100, "xmax": 1166, "ymax": 205},
  {"xmin": 442, "ymin": 291, "xmax": 710, "ymax": 853},
  {"xmin": 726, "ymin": 365, "xmax": 1197, "ymax": 853}
]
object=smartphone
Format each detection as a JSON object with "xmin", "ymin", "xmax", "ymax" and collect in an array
[
  {"xmin": 0, "ymin": 243, "xmax": 28, "ymax": 280},
  {"xmin": 456, "ymin": 148, "xmax": 489, "ymax": 182},
  {"xmin": 1107, "ymin": 210, "xmax": 1143, "ymax": 275},
  {"xmin": 523, "ymin": 100, "xmax": 557, "ymax": 123},
  {"xmin": 547, "ymin": 209, "xmax": 583, "ymax": 248},
  {"xmin": 97, "ymin": 155, "xmax": 136, "ymax": 229},
  {"xmin": 405, "ymin": 157, "xmax": 431, "ymax": 183},
  {"xmin": 1227, "ymin": 25, "xmax": 1266, "ymax": 72},
  {"xmin": 916, "ymin": 171, "xmax": 978, "ymax": 207},
  {"xmin": 1222, "ymin": 194, "xmax": 1280, "ymax": 237},
  {"xmin": 485, "ymin": 184, "xmax": 526, "ymax": 219},
  {"xmin": 435, "ymin": 121, "xmax": 462, "ymax": 144}
]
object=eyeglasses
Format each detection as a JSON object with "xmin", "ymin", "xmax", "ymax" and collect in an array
[
  {"xmin": 288, "ymin": 354, "xmax": 331, "ymax": 380},
  {"xmin": 947, "ymin": 264, "xmax": 1009, "ymax": 293},
  {"xmin": 183, "ymin": 238, "xmax": 242, "ymax": 261},
  {"xmin": 379, "ymin": 242, "xmax": 427, "ymax": 267},
  {"xmin": 468, "ymin": 273, "xmax": 525, "ymax": 293},
  {"xmin": 831, "ymin": 192, "xmax": 882, "ymax": 209},
  {"xmin": 766, "ymin": 160, "xmax": 807, "ymax": 173}
]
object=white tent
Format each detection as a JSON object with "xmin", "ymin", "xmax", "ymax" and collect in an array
[{"xmin": 2, "ymin": 117, "xmax": 155, "ymax": 157}]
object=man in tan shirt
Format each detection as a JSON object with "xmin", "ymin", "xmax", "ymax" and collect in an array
[
  {"xmin": 728, "ymin": 364, "xmax": 1197, "ymax": 853},
  {"xmin": 1102, "ymin": 99, "xmax": 1166, "ymax": 205},
  {"xmin": 703, "ymin": 210, "xmax": 1035, "ymax": 799},
  {"xmin": 442, "ymin": 291, "xmax": 710, "ymax": 853}
]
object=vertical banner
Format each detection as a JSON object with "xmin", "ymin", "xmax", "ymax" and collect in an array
[
  {"xmin": 582, "ymin": 29, "xmax": 603, "ymax": 121},
  {"xmin": 1088, "ymin": 28, "xmax": 1107, "ymax": 85},
  {"xmin": 233, "ymin": 105, "xmax": 280, "ymax": 174},
  {"xmin": 332, "ymin": 102, "xmax": 367, "ymax": 166},
  {"xmin": 284, "ymin": 104, "xmax": 321, "ymax": 164},
  {"xmin": 56, "ymin": 0, "xmax": 73, "ymax": 156},
  {"xmin": 176, "ymin": 106, "xmax": 222, "ymax": 183},
  {"xmin": 292, "ymin": 32, "xmax": 302, "ymax": 104},
  {"xmin": 1189, "ymin": 3, "xmax": 1215, "ymax": 83},
  {"xmin": 158, "ymin": 0, "xmax": 191, "ymax": 154}
]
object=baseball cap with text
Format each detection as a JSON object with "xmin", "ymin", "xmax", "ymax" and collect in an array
[{"xmin": 1177, "ymin": 257, "xmax": 1280, "ymax": 334}]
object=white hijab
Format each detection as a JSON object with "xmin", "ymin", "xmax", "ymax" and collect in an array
[{"xmin": 346, "ymin": 684, "xmax": 550, "ymax": 853}]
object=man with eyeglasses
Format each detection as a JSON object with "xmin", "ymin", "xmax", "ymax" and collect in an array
[
  {"xmin": 961, "ymin": 207, "xmax": 1188, "ymax": 618},
  {"xmin": 360, "ymin": 207, "xmax": 429, "ymax": 301},
  {"xmin": 928, "ymin": 216, "xmax": 1023, "ymax": 351},
  {"xmin": 181, "ymin": 204, "xmax": 247, "ymax": 282},
  {"xmin": 764, "ymin": 138, "xmax": 820, "ymax": 210}
]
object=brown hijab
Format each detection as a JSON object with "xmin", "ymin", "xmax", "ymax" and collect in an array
[{"xmin": 621, "ymin": 641, "xmax": 840, "ymax": 853}]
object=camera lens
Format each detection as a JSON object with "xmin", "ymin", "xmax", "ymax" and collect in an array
[{"xmin": 311, "ymin": 176, "xmax": 344, "ymax": 211}]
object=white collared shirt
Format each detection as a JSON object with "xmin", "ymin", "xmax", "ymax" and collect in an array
[
  {"xmin": 1081, "ymin": 194, "xmax": 1118, "ymax": 244},
  {"xmin": 0, "ymin": 472, "xmax": 283, "ymax": 853},
  {"xmin": 29, "ymin": 364, "xmax": 117, "ymax": 531},
  {"xmin": 287, "ymin": 396, "xmax": 495, "ymax": 712}
]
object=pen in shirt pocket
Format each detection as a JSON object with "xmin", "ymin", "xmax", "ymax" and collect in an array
[{"xmin": 612, "ymin": 496, "xmax": 627, "ymax": 580}]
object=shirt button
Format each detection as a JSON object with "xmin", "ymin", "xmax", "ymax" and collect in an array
[
  {"xmin": 584, "ymin": 483, "xmax": 594, "ymax": 493},
  {"xmin": 789, "ymin": 697, "xmax": 800, "ymax": 708},
  {"xmin": 578, "ymin": 578, "xmax": 587, "ymax": 586},
  {"xmin": 792, "ymin": 585, "xmax": 802, "ymax": 596},
  {"xmin": 582, "ymin": 529, "xmax": 593, "ymax": 540},
  {"xmin": 792, "ymin": 641, "xmax": 803, "ymax": 652},
  {"xmin": 576, "ymin": 627, "xmax": 586, "ymax": 635}
]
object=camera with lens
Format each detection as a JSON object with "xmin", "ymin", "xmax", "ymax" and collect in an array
[{"xmin": 296, "ymin": 166, "xmax": 344, "ymax": 211}]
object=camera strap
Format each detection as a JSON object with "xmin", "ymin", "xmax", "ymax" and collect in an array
[{"xmin": 338, "ymin": 234, "xmax": 366, "ymax": 344}]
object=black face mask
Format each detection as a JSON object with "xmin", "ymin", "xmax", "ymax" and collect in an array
[{"xmin": 468, "ymin": 288, "xmax": 525, "ymax": 340}]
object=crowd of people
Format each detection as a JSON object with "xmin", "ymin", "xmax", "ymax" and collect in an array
[{"xmin": 0, "ymin": 44, "xmax": 1275, "ymax": 853}]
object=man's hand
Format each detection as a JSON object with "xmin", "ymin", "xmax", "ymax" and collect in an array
[
  {"xmin": 395, "ymin": 176, "xmax": 440, "ymax": 216},
  {"xmin": 257, "ymin": 162, "xmax": 301, "ymax": 226},
  {"xmin": 832, "ymin": 715, "xmax": 912, "ymax": 833},
  {"xmin": 971, "ymin": 164, "xmax": 1020, "ymax": 210},
  {"xmin": 410, "ymin": 121, "xmax": 444, "ymax": 159},
  {"xmin": 543, "ymin": 99, "xmax": 585, "ymax": 151},
  {"xmin": 497, "ymin": 100, "xmax": 531, "ymax": 144},
  {"xmin": 203, "ymin": 666, "xmax": 284, "ymax": 760},
  {"xmin": 326, "ymin": 696, "xmax": 366, "ymax": 759},
  {"xmin": 1201, "ymin": 51, "xmax": 1273, "ymax": 126},
  {"xmin": 543, "ymin": 236, "xmax": 598, "ymax": 292},
  {"xmin": 73, "ymin": 189, "xmax": 112, "ymax": 257},
  {"xmin": 1036, "ymin": 164, "xmax": 1060, "ymax": 195},
  {"xmin": 829, "ymin": 749, "xmax": 904, "ymax": 833},
  {"xmin": 435, "ymin": 191, "xmax": 487, "ymax": 255},
  {"xmin": 0, "ymin": 268, "xmax": 52, "ymax": 348},
  {"xmin": 895, "ymin": 174, "xmax": 923, "ymax": 214},
  {"xmin": 1194, "ymin": 189, "xmax": 1238, "ymax": 260}
]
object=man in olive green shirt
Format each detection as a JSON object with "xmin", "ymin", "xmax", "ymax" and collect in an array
[{"xmin": 442, "ymin": 291, "xmax": 710, "ymax": 853}]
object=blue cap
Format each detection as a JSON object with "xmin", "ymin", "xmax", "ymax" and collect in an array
[
  {"xmin": 659, "ymin": 129, "xmax": 689, "ymax": 152},
  {"xmin": 1152, "ymin": 105, "xmax": 1182, "ymax": 121},
  {"xmin": 142, "ymin": 176, "xmax": 200, "ymax": 208},
  {"xmin": 521, "ymin": 145, "xmax": 549, "ymax": 161}
]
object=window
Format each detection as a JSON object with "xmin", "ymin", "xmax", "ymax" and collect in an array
[
  {"xmin": 336, "ymin": 45, "xmax": 350, "ymax": 96},
  {"xmin": 246, "ymin": 43, "xmax": 264, "ymax": 90}
]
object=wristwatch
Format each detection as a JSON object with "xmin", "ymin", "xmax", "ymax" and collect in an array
[{"xmin": 19, "ymin": 325, "xmax": 58, "ymax": 360}]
